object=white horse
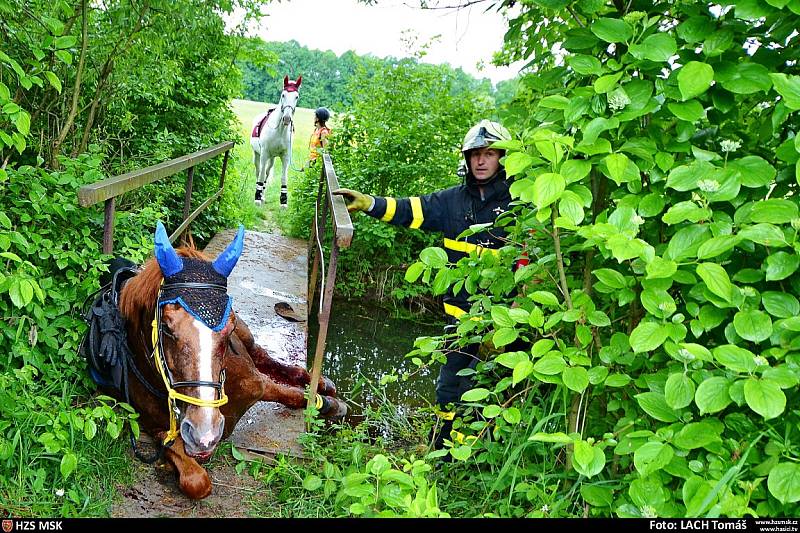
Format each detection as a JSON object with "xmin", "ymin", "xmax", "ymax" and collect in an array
[{"xmin": 250, "ymin": 75, "xmax": 302, "ymax": 206}]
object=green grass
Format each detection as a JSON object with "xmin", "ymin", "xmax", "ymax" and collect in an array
[{"xmin": 229, "ymin": 98, "xmax": 318, "ymax": 233}]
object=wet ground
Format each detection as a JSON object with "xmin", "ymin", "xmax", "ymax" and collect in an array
[{"xmin": 112, "ymin": 229, "xmax": 309, "ymax": 517}]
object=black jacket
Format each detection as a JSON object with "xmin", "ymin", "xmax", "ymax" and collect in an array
[{"xmin": 366, "ymin": 170, "xmax": 512, "ymax": 318}]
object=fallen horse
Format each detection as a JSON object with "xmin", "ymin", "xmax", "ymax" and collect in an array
[{"xmin": 82, "ymin": 223, "xmax": 345, "ymax": 499}]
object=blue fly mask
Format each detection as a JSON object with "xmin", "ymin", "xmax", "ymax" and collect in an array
[{"xmin": 154, "ymin": 222, "xmax": 244, "ymax": 331}]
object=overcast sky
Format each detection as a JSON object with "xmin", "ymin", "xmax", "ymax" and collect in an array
[{"xmin": 241, "ymin": 0, "xmax": 525, "ymax": 85}]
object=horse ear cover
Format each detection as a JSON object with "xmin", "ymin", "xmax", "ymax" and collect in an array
[
  {"xmin": 212, "ymin": 225, "xmax": 245, "ymax": 277},
  {"xmin": 296, "ymin": 75, "xmax": 302, "ymax": 88},
  {"xmin": 154, "ymin": 221, "xmax": 183, "ymax": 277},
  {"xmin": 283, "ymin": 75, "xmax": 289, "ymax": 87}
]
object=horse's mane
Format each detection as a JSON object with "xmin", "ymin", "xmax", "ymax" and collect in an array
[{"xmin": 119, "ymin": 246, "xmax": 210, "ymax": 334}]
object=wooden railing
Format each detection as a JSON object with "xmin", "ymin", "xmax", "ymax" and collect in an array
[
  {"xmin": 77, "ymin": 141, "xmax": 235, "ymax": 252},
  {"xmin": 306, "ymin": 153, "xmax": 354, "ymax": 419}
]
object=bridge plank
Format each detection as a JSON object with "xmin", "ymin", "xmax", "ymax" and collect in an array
[{"xmin": 204, "ymin": 229, "xmax": 308, "ymax": 459}]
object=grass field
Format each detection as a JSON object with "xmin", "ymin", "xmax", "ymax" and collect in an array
[{"xmin": 230, "ymin": 98, "xmax": 317, "ymax": 232}]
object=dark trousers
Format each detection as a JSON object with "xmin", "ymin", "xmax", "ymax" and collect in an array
[{"xmin": 435, "ymin": 323, "xmax": 480, "ymax": 408}]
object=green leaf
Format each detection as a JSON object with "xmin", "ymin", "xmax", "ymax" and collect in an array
[
  {"xmin": 666, "ymin": 160, "xmax": 714, "ymax": 191},
  {"xmin": 561, "ymin": 159, "xmax": 592, "ymax": 183},
  {"xmin": 765, "ymin": 251, "xmax": 800, "ymax": 281},
  {"xmin": 770, "ymin": 73, "xmax": 800, "ymax": 110},
  {"xmin": 567, "ymin": 54, "xmax": 603, "ymax": 75},
  {"xmin": 738, "ymin": 223, "xmax": 787, "ymax": 248},
  {"xmin": 594, "ymin": 268, "xmax": 627, "ymax": 289},
  {"xmin": 672, "ymin": 421, "xmax": 722, "ymax": 450},
  {"xmin": 530, "ymin": 290, "xmax": 560, "ymax": 307},
  {"xmin": 713, "ymin": 345, "xmax": 757, "ymax": 373},
  {"xmin": 768, "ymin": 463, "xmax": 800, "ymax": 504},
  {"xmin": 533, "ymin": 355, "xmax": 566, "ymax": 375},
  {"xmin": 562, "ymin": 366, "xmax": 589, "ymax": 392},
  {"xmin": 604, "ymin": 153, "xmax": 632, "ymax": 185},
  {"xmin": 573, "ymin": 447, "xmax": 606, "ymax": 478},
  {"xmin": 590, "ymin": 18, "xmax": 633, "ymax": 43},
  {"xmin": 44, "ymin": 72, "xmax": 62, "ymax": 93},
  {"xmin": 634, "ymin": 442, "xmax": 674, "ymax": 477},
  {"xmin": 60, "ymin": 452, "xmax": 77, "ymax": 479},
  {"xmin": 645, "ymin": 257, "xmax": 677, "ymax": 279},
  {"xmin": 14, "ymin": 111, "xmax": 30, "ymax": 136},
  {"xmin": 635, "ymin": 392, "xmax": 679, "ymax": 422},
  {"xmin": 54, "ymin": 50, "xmax": 72, "ymax": 65},
  {"xmin": 716, "ymin": 62, "xmax": 772, "ymax": 94},
  {"xmin": 629, "ymin": 322, "xmax": 669, "ymax": 353},
  {"xmin": 696, "ymin": 263, "xmax": 733, "ymax": 302},
  {"xmin": 54, "ymin": 36, "xmax": 77, "ymax": 49},
  {"xmin": 461, "ymin": 388, "xmax": 491, "ymax": 402},
  {"xmin": 605, "ymin": 373, "xmax": 631, "ymax": 387},
  {"xmin": 697, "ymin": 235, "xmax": 741, "ymax": 260},
  {"xmin": 678, "ymin": 62, "xmax": 714, "ymax": 101},
  {"xmin": 762, "ymin": 292, "xmax": 800, "ymax": 318},
  {"xmin": 405, "ymin": 262, "xmax": 425, "ymax": 282},
  {"xmin": 668, "ymin": 100, "xmax": 705, "ymax": 122},
  {"xmin": 491, "ymin": 306, "xmax": 514, "ymax": 328},
  {"xmin": 420, "ymin": 247, "xmax": 448, "ymax": 268},
  {"xmin": 744, "ymin": 378, "xmax": 786, "ymax": 420},
  {"xmin": 533, "ymin": 173, "xmax": 565, "ymax": 209},
  {"xmin": 512, "ymin": 359, "xmax": 533, "ymax": 386},
  {"xmin": 641, "ymin": 289, "xmax": 676, "ymax": 318},
  {"xmin": 587, "ymin": 310, "xmax": 610, "ymax": 327},
  {"xmin": 665, "ymin": 373, "xmax": 695, "ymax": 409},
  {"xmin": 504, "ymin": 152, "xmax": 534, "ymax": 176},
  {"xmin": 733, "ymin": 310, "xmax": 773, "ymax": 343},
  {"xmin": 594, "ymin": 72, "xmax": 623, "ymax": 94},
  {"xmin": 695, "ymin": 377, "xmax": 732, "ymax": 414},
  {"xmin": 303, "ymin": 474, "xmax": 323, "ymax": 491},
  {"xmin": 750, "ymin": 199, "xmax": 799, "ymax": 224},
  {"xmin": 677, "ymin": 17, "xmax": 714, "ymax": 44},
  {"xmin": 529, "ymin": 432, "xmax": 573, "ymax": 443},
  {"xmin": 729, "ymin": 156, "xmax": 776, "ymax": 188},
  {"xmin": 502, "ymin": 406, "xmax": 522, "ymax": 424},
  {"xmin": 493, "ymin": 327, "xmax": 519, "ymax": 348},
  {"xmin": 629, "ymin": 33, "xmax": 677, "ymax": 62}
]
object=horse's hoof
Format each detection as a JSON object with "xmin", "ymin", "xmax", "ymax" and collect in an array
[
  {"xmin": 254, "ymin": 199, "xmax": 263, "ymax": 206},
  {"xmin": 279, "ymin": 190, "xmax": 288, "ymax": 206}
]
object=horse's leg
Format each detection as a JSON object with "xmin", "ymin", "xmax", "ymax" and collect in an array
[
  {"xmin": 257, "ymin": 149, "xmax": 273, "ymax": 205},
  {"xmin": 231, "ymin": 316, "xmax": 336, "ymax": 396},
  {"xmin": 279, "ymin": 147, "xmax": 290, "ymax": 206},
  {"xmin": 260, "ymin": 375, "xmax": 347, "ymax": 418},
  {"xmin": 157, "ymin": 433, "xmax": 212, "ymax": 500},
  {"xmin": 252, "ymin": 148, "xmax": 263, "ymax": 204}
]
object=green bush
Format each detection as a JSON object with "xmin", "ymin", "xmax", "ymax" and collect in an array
[{"xmin": 404, "ymin": 0, "xmax": 800, "ymax": 518}]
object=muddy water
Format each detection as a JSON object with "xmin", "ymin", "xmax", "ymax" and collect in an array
[{"xmin": 308, "ymin": 299, "xmax": 444, "ymax": 418}]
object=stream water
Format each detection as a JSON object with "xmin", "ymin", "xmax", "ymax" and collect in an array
[{"xmin": 307, "ymin": 299, "xmax": 445, "ymax": 419}]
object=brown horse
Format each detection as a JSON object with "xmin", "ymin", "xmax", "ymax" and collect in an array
[{"xmin": 113, "ymin": 223, "xmax": 345, "ymax": 499}]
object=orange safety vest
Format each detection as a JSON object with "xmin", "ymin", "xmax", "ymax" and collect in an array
[{"xmin": 308, "ymin": 126, "xmax": 331, "ymax": 161}]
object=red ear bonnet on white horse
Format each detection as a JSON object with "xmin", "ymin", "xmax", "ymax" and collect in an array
[{"xmin": 283, "ymin": 75, "xmax": 301, "ymax": 93}]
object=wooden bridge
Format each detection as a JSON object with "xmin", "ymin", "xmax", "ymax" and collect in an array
[{"xmin": 77, "ymin": 142, "xmax": 353, "ymax": 515}]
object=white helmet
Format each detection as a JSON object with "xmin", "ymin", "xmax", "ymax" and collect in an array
[{"xmin": 462, "ymin": 119, "xmax": 511, "ymax": 154}]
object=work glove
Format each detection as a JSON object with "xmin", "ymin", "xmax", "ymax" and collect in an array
[{"xmin": 333, "ymin": 188, "xmax": 373, "ymax": 213}]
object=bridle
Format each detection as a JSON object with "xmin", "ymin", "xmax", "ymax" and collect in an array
[{"xmin": 150, "ymin": 279, "xmax": 229, "ymax": 447}]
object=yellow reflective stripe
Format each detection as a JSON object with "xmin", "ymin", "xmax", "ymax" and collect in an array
[
  {"xmin": 409, "ymin": 197, "xmax": 424, "ymax": 229},
  {"xmin": 436, "ymin": 410, "xmax": 455, "ymax": 420},
  {"xmin": 315, "ymin": 394, "xmax": 323, "ymax": 409},
  {"xmin": 443, "ymin": 238, "xmax": 500, "ymax": 257},
  {"xmin": 381, "ymin": 197, "xmax": 397, "ymax": 222},
  {"xmin": 444, "ymin": 302, "xmax": 481, "ymax": 321},
  {"xmin": 444, "ymin": 303, "xmax": 466, "ymax": 318}
]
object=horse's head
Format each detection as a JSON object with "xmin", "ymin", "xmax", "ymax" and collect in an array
[
  {"xmin": 150, "ymin": 223, "xmax": 244, "ymax": 461},
  {"xmin": 279, "ymin": 75, "xmax": 302, "ymax": 126}
]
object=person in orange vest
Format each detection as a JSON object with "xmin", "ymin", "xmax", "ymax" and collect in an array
[{"xmin": 307, "ymin": 107, "xmax": 331, "ymax": 166}]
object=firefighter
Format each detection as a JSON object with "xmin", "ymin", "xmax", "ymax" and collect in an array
[{"xmin": 334, "ymin": 119, "xmax": 513, "ymax": 451}]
